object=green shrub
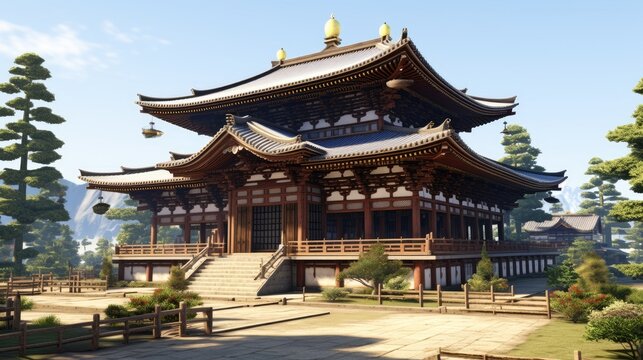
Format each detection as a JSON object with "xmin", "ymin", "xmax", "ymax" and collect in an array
[
  {"xmin": 576, "ymin": 254, "xmax": 611, "ymax": 292},
  {"xmin": 385, "ymin": 275, "xmax": 409, "ymax": 291},
  {"xmin": 585, "ymin": 301, "xmax": 643, "ymax": 360},
  {"xmin": 104, "ymin": 304, "xmax": 131, "ymax": 319},
  {"xmin": 467, "ymin": 245, "xmax": 508, "ymax": 292},
  {"xmin": 321, "ymin": 287, "xmax": 348, "ymax": 301},
  {"xmin": 550, "ymin": 284, "xmax": 613, "ymax": 323},
  {"xmin": 127, "ymin": 287, "xmax": 202, "ymax": 322},
  {"xmin": 600, "ymin": 284, "xmax": 633, "ymax": 301},
  {"xmin": 613, "ymin": 263, "xmax": 643, "ymax": 279},
  {"xmin": 166, "ymin": 266, "xmax": 188, "ymax": 291},
  {"xmin": 20, "ymin": 296, "xmax": 34, "ymax": 311},
  {"xmin": 31, "ymin": 315, "xmax": 61, "ymax": 328},
  {"xmin": 114, "ymin": 280, "xmax": 163, "ymax": 288},
  {"xmin": 627, "ymin": 289, "xmax": 643, "ymax": 304},
  {"xmin": 100, "ymin": 257, "xmax": 114, "ymax": 285},
  {"xmin": 545, "ymin": 259, "xmax": 578, "ymax": 290}
]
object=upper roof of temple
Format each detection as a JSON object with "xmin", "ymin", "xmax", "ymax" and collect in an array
[{"xmin": 136, "ymin": 23, "xmax": 518, "ymax": 135}]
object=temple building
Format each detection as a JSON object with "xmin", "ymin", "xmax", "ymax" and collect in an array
[
  {"xmin": 523, "ymin": 214, "xmax": 603, "ymax": 244},
  {"xmin": 80, "ymin": 18, "xmax": 566, "ymax": 296}
]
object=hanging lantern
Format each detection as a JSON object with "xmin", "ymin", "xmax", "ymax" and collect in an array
[
  {"xmin": 142, "ymin": 121, "xmax": 163, "ymax": 138},
  {"xmin": 93, "ymin": 192, "xmax": 111, "ymax": 215},
  {"xmin": 500, "ymin": 121, "xmax": 510, "ymax": 135}
]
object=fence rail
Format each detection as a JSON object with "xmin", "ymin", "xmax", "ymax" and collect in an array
[
  {"xmin": 288, "ymin": 236, "xmax": 563, "ymax": 256},
  {"xmin": 1, "ymin": 274, "xmax": 107, "ymax": 298},
  {"xmin": 0, "ymin": 297, "xmax": 212, "ymax": 356}
]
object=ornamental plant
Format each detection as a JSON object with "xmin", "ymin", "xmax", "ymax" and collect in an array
[
  {"xmin": 321, "ymin": 287, "xmax": 348, "ymax": 301},
  {"xmin": 467, "ymin": 244, "xmax": 508, "ymax": 291},
  {"xmin": 338, "ymin": 243, "xmax": 408, "ymax": 292},
  {"xmin": 127, "ymin": 287, "xmax": 202, "ymax": 322},
  {"xmin": 585, "ymin": 301, "xmax": 643, "ymax": 360},
  {"xmin": 614, "ymin": 263, "xmax": 643, "ymax": 280},
  {"xmin": 550, "ymin": 284, "xmax": 613, "ymax": 323}
]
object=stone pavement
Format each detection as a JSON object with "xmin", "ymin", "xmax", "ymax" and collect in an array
[{"xmin": 45, "ymin": 305, "xmax": 548, "ymax": 359}]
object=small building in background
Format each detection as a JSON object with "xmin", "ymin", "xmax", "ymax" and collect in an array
[{"xmin": 524, "ymin": 214, "xmax": 603, "ymax": 244}]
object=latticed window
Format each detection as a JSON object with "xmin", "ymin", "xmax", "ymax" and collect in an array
[
  {"xmin": 308, "ymin": 204, "xmax": 323, "ymax": 240},
  {"xmin": 251, "ymin": 205, "xmax": 282, "ymax": 251}
]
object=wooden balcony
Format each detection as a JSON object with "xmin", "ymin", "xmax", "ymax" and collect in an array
[{"xmin": 288, "ymin": 237, "xmax": 562, "ymax": 257}]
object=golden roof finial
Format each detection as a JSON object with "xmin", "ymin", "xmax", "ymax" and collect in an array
[
  {"xmin": 276, "ymin": 48, "xmax": 287, "ymax": 62},
  {"xmin": 324, "ymin": 14, "xmax": 341, "ymax": 48},
  {"xmin": 379, "ymin": 22, "xmax": 391, "ymax": 41}
]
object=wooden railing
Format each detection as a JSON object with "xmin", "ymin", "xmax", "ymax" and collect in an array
[
  {"xmin": 0, "ymin": 298, "xmax": 213, "ymax": 356},
  {"xmin": 1, "ymin": 275, "xmax": 107, "ymax": 298},
  {"xmin": 289, "ymin": 237, "xmax": 562, "ymax": 256},
  {"xmin": 115, "ymin": 243, "xmax": 209, "ymax": 256},
  {"xmin": 255, "ymin": 246, "xmax": 286, "ymax": 280}
]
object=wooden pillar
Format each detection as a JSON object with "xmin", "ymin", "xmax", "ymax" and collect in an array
[
  {"xmin": 296, "ymin": 262, "xmax": 305, "ymax": 288},
  {"xmin": 297, "ymin": 183, "xmax": 308, "ymax": 247},
  {"xmin": 145, "ymin": 263, "xmax": 153, "ymax": 282},
  {"xmin": 413, "ymin": 261, "xmax": 424, "ymax": 290},
  {"xmin": 430, "ymin": 200, "xmax": 438, "ymax": 238},
  {"xmin": 118, "ymin": 264, "xmax": 124, "ymax": 281},
  {"xmin": 411, "ymin": 191, "xmax": 421, "ymax": 238},
  {"xmin": 335, "ymin": 263, "xmax": 343, "ymax": 287},
  {"xmin": 183, "ymin": 210, "xmax": 191, "ymax": 244},
  {"xmin": 199, "ymin": 223, "xmax": 206, "ymax": 243},
  {"xmin": 460, "ymin": 261, "xmax": 466, "ymax": 284},
  {"xmin": 364, "ymin": 193, "xmax": 372, "ymax": 238},
  {"xmin": 473, "ymin": 207, "xmax": 480, "ymax": 240},
  {"xmin": 227, "ymin": 189, "xmax": 236, "ymax": 254},
  {"xmin": 459, "ymin": 201, "xmax": 465, "ymax": 240},
  {"xmin": 445, "ymin": 200, "xmax": 452, "ymax": 239},
  {"xmin": 150, "ymin": 212, "xmax": 158, "ymax": 245},
  {"xmin": 217, "ymin": 211, "xmax": 225, "ymax": 245},
  {"xmin": 430, "ymin": 263, "xmax": 437, "ymax": 290},
  {"xmin": 445, "ymin": 261, "xmax": 452, "ymax": 286},
  {"xmin": 498, "ymin": 213, "xmax": 505, "ymax": 242}
]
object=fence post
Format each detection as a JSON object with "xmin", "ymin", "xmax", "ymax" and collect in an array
[
  {"xmin": 39, "ymin": 273, "xmax": 44, "ymax": 293},
  {"xmin": 31, "ymin": 275, "xmax": 35, "ymax": 295},
  {"xmin": 205, "ymin": 307, "xmax": 213, "ymax": 335},
  {"xmin": 13, "ymin": 293, "xmax": 21, "ymax": 330},
  {"xmin": 123, "ymin": 320, "xmax": 129, "ymax": 344},
  {"xmin": 57, "ymin": 328, "xmax": 63, "ymax": 352},
  {"xmin": 464, "ymin": 284, "xmax": 469, "ymax": 309},
  {"xmin": 510, "ymin": 285, "xmax": 514, "ymax": 296},
  {"xmin": 377, "ymin": 283, "xmax": 382, "ymax": 305},
  {"xmin": 91, "ymin": 313, "xmax": 100, "ymax": 350},
  {"xmin": 153, "ymin": 304, "xmax": 161, "ymax": 339},
  {"xmin": 573, "ymin": 350, "xmax": 582, "ymax": 360},
  {"xmin": 179, "ymin": 301, "xmax": 187, "ymax": 337},
  {"xmin": 437, "ymin": 284, "xmax": 442, "ymax": 307},
  {"xmin": 545, "ymin": 290, "xmax": 551, "ymax": 319},
  {"xmin": 18, "ymin": 322, "xmax": 26, "ymax": 356},
  {"xmin": 49, "ymin": 272, "xmax": 53, "ymax": 292},
  {"xmin": 490, "ymin": 284, "xmax": 495, "ymax": 303},
  {"xmin": 302, "ymin": 286, "xmax": 306, "ymax": 302},
  {"xmin": 5, "ymin": 297, "xmax": 13, "ymax": 330},
  {"xmin": 419, "ymin": 284, "xmax": 424, "ymax": 308}
]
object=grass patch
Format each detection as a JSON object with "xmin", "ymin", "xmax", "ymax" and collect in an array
[
  {"xmin": 31, "ymin": 314, "xmax": 61, "ymax": 328},
  {"xmin": 506, "ymin": 319, "xmax": 629, "ymax": 359}
]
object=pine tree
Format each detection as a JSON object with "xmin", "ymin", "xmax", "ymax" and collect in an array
[
  {"xmin": 626, "ymin": 222, "xmax": 643, "ymax": 263},
  {"xmin": 589, "ymin": 78, "xmax": 643, "ymax": 221},
  {"xmin": 549, "ymin": 202, "xmax": 564, "ymax": 214},
  {"xmin": 499, "ymin": 123, "xmax": 551, "ymax": 239},
  {"xmin": 0, "ymin": 53, "xmax": 68, "ymax": 274},
  {"xmin": 25, "ymin": 223, "xmax": 79, "ymax": 275},
  {"xmin": 578, "ymin": 157, "xmax": 630, "ymax": 245},
  {"xmin": 107, "ymin": 199, "xmax": 181, "ymax": 245}
]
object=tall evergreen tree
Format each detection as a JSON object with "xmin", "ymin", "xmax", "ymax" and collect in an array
[
  {"xmin": 499, "ymin": 123, "xmax": 551, "ymax": 239},
  {"xmin": 578, "ymin": 157, "xmax": 630, "ymax": 245},
  {"xmin": 0, "ymin": 53, "xmax": 68, "ymax": 273},
  {"xmin": 589, "ymin": 78, "xmax": 643, "ymax": 221},
  {"xmin": 25, "ymin": 223, "xmax": 79, "ymax": 275},
  {"xmin": 626, "ymin": 222, "xmax": 643, "ymax": 263}
]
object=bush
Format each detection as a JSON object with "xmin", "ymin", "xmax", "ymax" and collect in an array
[
  {"xmin": 613, "ymin": 263, "xmax": 643, "ymax": 279},
  {"xmin": 627, "ymin": 289, "xmax": 643, "ymax": 304},
  {"xmin": 385, "ymin": 275, "xmax": 409, "ymax": 291},
  {"xmin": 166, "ymin": 266, "xmax": 188, "ymax": 291},
  {"xmin": 467, "ymin": 245, "xmax": 508, "ymax": 292},
  {"xmin": 321, "ymin": 287, "xmax": 348, "ymax": 301},
  {"xmin": 576, "ymin": 254, "xmax": 611, "ymax": 292},
  {"xmin": 104, "ymin": 304, "xmax": 131, "ymax": 319},
  {"xmin": 114, "ymin": 280, "xmax": 163, "ymax": 288},
  {"xmin": 550, "ymin": 284, "xmax": 613, "ymax": 323},
  {"xmin": 545, "ymin": 259, "xmax": 578, "ymax": 290},
  {"xmin": 127, "ymin": 287, "xmax": 202, "ymax": 322},
  {"xmin": 100, "ymin": 257, "xmax": 114, "ymax": 285},
  {"xmin": 585, "ymin": 301, "xmax": 643, "ymax": 360},
  {"xmin": 600, "ymin": 284, "xmax": 634, "ymax": 301},
  {"xmin": 20, "ymin": 296, "xmax": 34, "ymax": 311},
  {"xmin": 31, "ymin": 315, "xmax": 61, "ymax": 328}
]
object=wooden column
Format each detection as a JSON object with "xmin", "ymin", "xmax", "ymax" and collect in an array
[
  {"xmin": 430, "ymin": 263, "xmax": 437, "ymax": 290},
  {"xmin": 498, "ymin": 213, "xmax": 505, "ymax": 242},
  {"xmin": 473, "ymin": 207, "xmax": 480, "ymax": 240},
  {"xmin": 445, "ymin": 200, "xmax": 452, "ymax": 238},
  {"xmin": 364, "ymin": 193, "xmax": 373, "ymax": 239},
  {"xmin": 150, "ymin": 212, "xmax": 158, "ymax": 245},
  {"xmin": 145, "ymin": 263, "xmax": 153, "ymax": 282},
  {"xmin": 335, "ymin": 263, "xmax": 343, "ymax": 287},
  {"xmin": 411, "ymin": 191, "xmax": 421, "ymax": 238},
  {"xmin": 227, "ymin": 189, "xmax": 236, "ymax": 254},
  {"xmin": 217, "ymin": 211, "xmax": 225, "ymax": 245},
  {"xmin": 296, "ymin": 262, "xmax": 305, "ymax": 288},
  {"xmin": 413, "ymin": 261, "xmax": 424, "ymax": 290},
  {"xmin": 459, "ymin": 201, "xmax": 465, "ymax": 240},
  {"xmin": 445, "ymin": 261, "xmax": 452, "ymax": 286},
  {"xmin": 183, "ymin": 210, "xmax": 191, "ymax": 244},
  {"xmin": 199, "ymin": 223, "xmax": 206, "ymax": 243},
  {"xmin": 430, "ymin": 199, "xmax": 437, "ymax": 238},
  {"xmin": 297, "ymin": 183, "xmax": 308, "ymax": 248}
]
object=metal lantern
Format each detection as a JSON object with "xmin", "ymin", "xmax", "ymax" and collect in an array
[
  {"xmin": 142, "ymin": 121, "xmax": 163, "ymax": 138},
  {"xmin": 92, "ymin": 192, "xmax": 111, "ymax": 215}
]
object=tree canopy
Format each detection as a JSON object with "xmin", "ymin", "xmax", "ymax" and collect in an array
[
  {"xmin": 588, "ymin": 78, "xmax": 643, "ymax": 222},
  {"xmin": 499, "ymin": 123, "xmax": 551, "ymax": 239},
  {"xmin": 0, "ymin": 53, "xmax": 69, "ymax": 273},
  {"xmin": 106, "ymin": 199, "xmax": 180, "ymax": 245},
  {"xmin": 338, "ymin": 243, "xmax": 408, "ymax": 290}
]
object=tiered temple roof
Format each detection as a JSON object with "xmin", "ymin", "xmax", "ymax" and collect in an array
[{"xmin": 523, "ymin": 215, "xmax": 602, "ymax": 233}]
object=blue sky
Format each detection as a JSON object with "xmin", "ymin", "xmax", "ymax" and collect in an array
[{"xmin": 0, "ymin": 1, "xmax": 641, "ymax": 204}]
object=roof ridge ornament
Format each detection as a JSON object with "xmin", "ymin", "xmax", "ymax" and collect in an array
[
  {"xmin": 323, "ymin": 14, "xmax": 341, "ymax": 49},
  {"xmin": 225, "ymin": 114, "xmax": 236, "ymax": 127},
  {"xmin": 379, "ymin": 22, "xmax": 391, "ymax": 42}
]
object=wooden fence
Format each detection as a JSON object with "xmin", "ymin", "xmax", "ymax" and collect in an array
[
  {"xmin": 1, "ymin": 274, "xmax": 107, "ymax": 298},
  {"xmin": 0, "ymin": 293, "xmax": 21, "ymax": 330},
  {"xmin": 428, "ymin": 347, "xmax": 583, "ymax": 360},
  {"xmin": 305, "ymin": 284, "xmax": 551, "ymax": 318},
  {"xmin": 0, "ymin": 298, "xmax": 213, "ymax": 356}
]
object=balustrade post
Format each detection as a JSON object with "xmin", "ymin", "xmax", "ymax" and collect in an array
[
  {"xmin": 464, "ymin": 283, "xmax": 469, "ymax": 309},
  {"xmin": 419, "ymin": 284, "xmax": 424, "ymax": 308},
  {"xmin": 13, "ymin": 293, "xmax": 21, "ymax": 330},
  {"xmin": 205, "ymin": 307, "xmax": 213, "ymax": 335},
  {"xmin": 179, "ymin": 301, "xmax": 187, "ymax": 337},
  {"xmin": 153, "ymin": 305, "xmax": 161, "ymax": 339},
  {"xmin": 91, "ymin": 314, "xmax": 100, "ymax": 350},
  {"xmin": 546, "ymin": 290, "xmax": 551, "ymax": 319},
  {"xmin": 377, "ymin": 283, "xmax": 382, "ymax": 305},
  {"xmin": 18, "ymin": 322, "xmax": 26, "ymax": 356},
  {"xmin": 437, "ymin": 284, "xmax": 442, "ymax": 307}
]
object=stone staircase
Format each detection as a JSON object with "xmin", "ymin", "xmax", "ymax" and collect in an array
[{"xmin": 187, "ymin": 253, "xmax": 272, "ymax": 298}]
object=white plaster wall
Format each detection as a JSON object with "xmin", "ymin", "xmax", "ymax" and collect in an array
[
  {"xmin": 540, "ymin": 259, "xmax": 545, "ymax": 272},
  {"xmin": 152, "ymin": 266, "xmax": 170, "ymax": 282},
  {"xmin": 493, "ymin": 262, "xmax": 499, "ymax": 277},
  {"xmin": 393, "ymin": 187, "xmax": 412, "ymax": 197},
  {"xmin": 371, "ymin": 166, "xmax": 390, "ymax": 175},
  {"xmin": 298, "ymin": 121, "xmax": 313, "ymax": 131},
  {"xmin": 316, "ymin": 119, "xmax": 330, "ymax": 129},
  {"xmin": 509, "ymin": 261, "xmax": 515, "ymax": 276},
  {"xmin": 450, "ymin": 266, "xmax": 461, "ymax": 286},
  {"xmin": 423, "ymin": 268, "xmax": 432, "ymax": 289},
  {"xmin": 371, "ymin": 188, "xmax": 389, "ymax": 199},
  {"xmin": 547, "ymin": 258, "xmax": 554, "ymax": 266},
  {"xmin": 305, "ymin": 267, "xmax": 336, "ymax": 287},
  {"xmin": 528, "ymin": 260, "xmax": 533, "ymax": 273},
  {"xmin": 436, "ymin": 267, "xmax": 447, "ymax": 286},
  {"xmin": 465, "ymin": 263, "xmax": 474, "ymax": 279},
  {"xmin": 346, "ymin": 190, "xmax": 365, "ymax": 200},
  {"xmin": 502, "ymin": 262, "xmax": 507, "ymax": 277},
  {"xmin": 123, "ymin": 266, "xmax": 146, "ymax": 281},
  {"xmin": 335, "ymin": 114, "xmax": 358, "ymax": 125},
  {"xmin": 327, "ymin": 191, "xmax": 343, "ymax": 202},
  {"xmin": 522, "ymin": 260, "xmax": 527, "ymax": 274}
]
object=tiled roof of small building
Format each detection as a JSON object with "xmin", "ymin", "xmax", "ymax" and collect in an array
[{"xmin": 523, "ymin": 214, "xmax": 601, "ymax": 233}]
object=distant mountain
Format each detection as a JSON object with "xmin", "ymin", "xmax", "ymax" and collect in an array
[
  {"xmin": 61, "ymin": 180, "xmax": 127, "ymax": 242},
  {"xmin": 552, "ymin": 185, "xmax": 581, "ymax": 213}
]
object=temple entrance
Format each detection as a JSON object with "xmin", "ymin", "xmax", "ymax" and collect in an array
[{"xmin": 251, "ymin": 205, "xmax": 282, "ymax": 251}]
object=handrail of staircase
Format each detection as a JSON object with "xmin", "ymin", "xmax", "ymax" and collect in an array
[
  {"xmin": 254, "ymin": 245, "xmax": 286, "ymax": 280},
  {"xmin": 181, "ymin": 242, "xmax": 210, "ymax": 279}
]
